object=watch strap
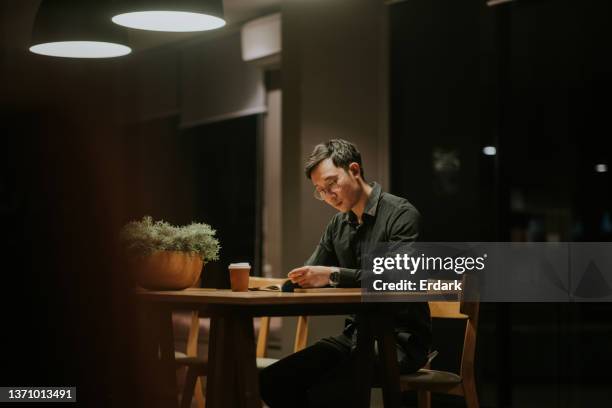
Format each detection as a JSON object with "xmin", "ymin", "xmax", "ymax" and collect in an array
[{"xmin": 329, "ymin": 267, "xmax": 340, "ymax": 287}]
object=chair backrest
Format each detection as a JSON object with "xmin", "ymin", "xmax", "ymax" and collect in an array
[{"xmin": 428, "ymin": 274, "xmax": 479, "ymax": 379}]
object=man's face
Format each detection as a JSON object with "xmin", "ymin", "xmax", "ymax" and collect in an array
[{"xmin": 310, "ymin": 158, "xmax": 362, "ymax": 212}]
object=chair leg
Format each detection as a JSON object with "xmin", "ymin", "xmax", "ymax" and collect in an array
[
  {"xmin": 417, "ymin": 390, "xmax": 431, "ymax": 408},
  {"xmin": 181, "ymin": 367, "xmax": 199, "ymax": 408},
  {"xmin": 463, "ymin": 380, "xmax": 479, "ymax": 408},
  {"xmin": 194, "ymin": 377, "xmax": 205, "ymax": 408}
]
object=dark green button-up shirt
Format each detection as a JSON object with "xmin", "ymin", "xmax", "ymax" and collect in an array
[{"xmin": 306, "ymin": 183, "xmax": 432, "ymax": 365}]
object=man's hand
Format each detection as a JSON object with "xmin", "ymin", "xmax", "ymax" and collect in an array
[{"xmin": 287, "ymin": 266, "xmax": 333, "ymax": 288}]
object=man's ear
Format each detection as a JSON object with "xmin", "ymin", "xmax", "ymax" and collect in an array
[{"xmin": 349, "ymin": 162, "xmax": 361, "ymax": 178}]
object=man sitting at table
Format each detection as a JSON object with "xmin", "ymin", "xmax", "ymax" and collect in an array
[{"xmin": 259, "ymin": 139, "xmax": 432, "ymax": 407}]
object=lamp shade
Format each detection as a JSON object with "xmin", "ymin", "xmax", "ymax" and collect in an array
[
  {"xmin": 111, "ymin": 0, "xmax": 226, "ymax": 32},
  {"xmin": 30, "ymin": 0, "xmax": 131, "ymax": 58}
]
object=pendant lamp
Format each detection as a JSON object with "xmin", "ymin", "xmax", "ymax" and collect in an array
[
  {"xmin": 111, "ymin": 0, "xmax": 226, "ymax": 32},
  {"xmin": 30, "ymin": 0, "xmax": 131, "ymax": 58}
]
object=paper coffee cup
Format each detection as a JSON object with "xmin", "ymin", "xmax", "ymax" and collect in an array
[{"xmin": 229, "ymin": 262, "xmax": 251, "ymax": 292}]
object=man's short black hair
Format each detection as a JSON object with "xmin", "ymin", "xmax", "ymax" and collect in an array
[{"xmin": 304, "ymin": 139, "xmax": 364, "ymax": 180}]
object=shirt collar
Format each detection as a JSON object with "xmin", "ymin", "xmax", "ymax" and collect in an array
[{"xmin": 345, "ymin": 182, "xmax": 382, "ymax": 224}]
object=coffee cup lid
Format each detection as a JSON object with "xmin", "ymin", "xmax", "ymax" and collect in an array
[{"xmin": 229, "ymin": 262, "xmax": 251, "ymax": 269}]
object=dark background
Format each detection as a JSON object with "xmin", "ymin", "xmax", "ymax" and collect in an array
[{"xmin": 391, "ymin": 0, "xmax": 612, "ymax": 406}]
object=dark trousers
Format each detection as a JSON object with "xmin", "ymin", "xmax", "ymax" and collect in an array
[{"xmin": 259, "ymin": 335, "xmax": 426, "ymax": 408}]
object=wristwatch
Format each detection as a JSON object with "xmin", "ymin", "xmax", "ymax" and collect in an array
[{"xmin": 329, "ymin": 267, "xmax": 340, "ymax": 287}]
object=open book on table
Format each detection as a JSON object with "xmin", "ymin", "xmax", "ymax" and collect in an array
[
  {"xmin": 248, "ymin": 277, "xmax": 291, "ymax": 292},
  {"xmin": 248, "ymin": 277, "xmax": 361, "ymax": 293},
  {"xmin": 248, "ymin": 282, "xmax": 288, "ymax": 291}
]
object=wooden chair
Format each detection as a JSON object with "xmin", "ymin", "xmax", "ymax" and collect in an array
[
  {"xmin": 170, "ymin": 277, "xmax": 206, "ymax": 408},
  {"xmin": 399, "ymin": 279, "xmax": 480, "ymax": 408},
  {"xmin": 177, "ymin": 277, "xmax": 309, "ymax": 408},
  {"xmin": 174, "ymin": 311, "xmax": 205, "ymax": 408}
]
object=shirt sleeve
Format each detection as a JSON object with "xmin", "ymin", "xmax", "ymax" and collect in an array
[
  {"xmin": 337, "ymin": 205, "xmax": 421, "ymax": 287},
  {"xmin": 305, "ymin": 217, "xmax": 339, "ymax": 267}
]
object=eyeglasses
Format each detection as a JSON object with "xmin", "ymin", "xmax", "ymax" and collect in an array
[{"xmin": 313, "ymin": 179, "xmax": 339, "ymax": 201}]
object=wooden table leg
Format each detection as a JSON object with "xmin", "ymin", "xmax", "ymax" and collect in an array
[
  {"xmin": 374, "ymin": 314, "xmax": 401, "ymax": 408},
  {"xmin": 206, "ymin": 317, "xmax": 236, "ymax": 408},
  {"xmin": 355, "ymin": 313, "xmax": 375, "ymax": 408},
  {"xmin": 232, "ymin": 314, "xmax": 261, "ymax": 408},
  {"xmin": 206, "ymin": 314, "xmax": 261, "ymax": 408}
]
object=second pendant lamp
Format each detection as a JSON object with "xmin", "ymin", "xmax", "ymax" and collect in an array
[
  {"xmin": 30, "ymin": 0, "xmax": 131, "ymax": 58},
  {"xmin": 112, "ymin": 0, "xmax": 226, "ymax": 32}
]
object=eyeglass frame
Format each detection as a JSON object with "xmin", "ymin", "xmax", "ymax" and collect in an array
[{"xmin": 313, "ymin": 177, "xmax": 341, "ymax": 201}]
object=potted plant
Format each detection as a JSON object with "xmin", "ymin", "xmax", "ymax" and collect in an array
[{"xmin": 120, "ymin": 216, "xmax": 220, "ymax": 290}]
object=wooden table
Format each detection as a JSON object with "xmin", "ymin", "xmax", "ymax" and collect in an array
[{"xmin": 137, "ymin": 288, "xmax": 426, "ymax": 408}]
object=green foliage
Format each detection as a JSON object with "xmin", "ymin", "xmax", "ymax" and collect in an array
[{"xmin": 120, "ymin": 216, "xmax": 220, "ymax": 262}]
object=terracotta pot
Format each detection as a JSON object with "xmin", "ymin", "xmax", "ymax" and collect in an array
[{"xmin": 131, "ymin": 250, "xmax": 204, "ymax": 290}]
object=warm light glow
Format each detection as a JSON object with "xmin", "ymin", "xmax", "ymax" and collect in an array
[
  {"xmin": 29, "ymin": 41, "xmax": 131, "ymax": 58},
  {"xmin": 483, "ymin": 146, "xmax": 497, "ymax": 156},
  {"xmin": 112, "ymin": 11, "xmax": 226, "ymax": 32},
  {"xmin": 595, "ymin": 163, "xmax": 608, "ymax": 173}
]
